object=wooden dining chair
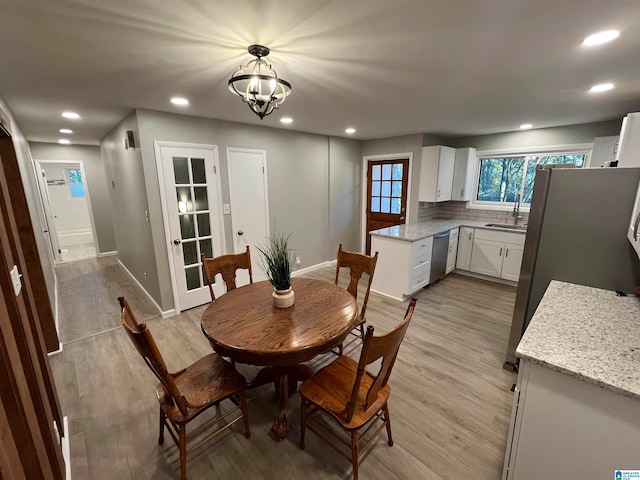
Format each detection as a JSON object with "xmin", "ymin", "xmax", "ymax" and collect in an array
[
  {"xmin": 118, "ymin": 297, "xmax": 250, "ymax": 480},
  {"xmin": 201, "ymin": 246, "xmax": 253, "ymax": 301},
  {"xmin": 299, "ymin": 298, "xmax": 417, "ymax": 480},
  {"xmin": 334, "ymin": 244, "xmax": 379, "ymax": 354}
]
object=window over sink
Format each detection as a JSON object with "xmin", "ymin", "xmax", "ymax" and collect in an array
[{"xmin": 472, "ymin": 151, "xmax": 588, "ymax": 209}]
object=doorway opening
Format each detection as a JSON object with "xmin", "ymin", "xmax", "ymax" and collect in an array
[{"xmin": 36, "ymin": 160, "xmax": 98, "ymax": 263}]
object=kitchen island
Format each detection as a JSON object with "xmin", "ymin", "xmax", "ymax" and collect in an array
[
  {"xmin": 370, "ymin": 219, "xmax": 526, "ymax": 300},
  {"xmin": 503, "ymin": 281, "xmax": 640, "ymax": 480}
]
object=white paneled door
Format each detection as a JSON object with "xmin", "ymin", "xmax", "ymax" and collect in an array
[
  {"xmin": 158, "ymin": 145, "xmax": 225, "ymax": 312},
  {"xmin": 227, "ymin": 148, "xmax": 269, "ymax": 284}
]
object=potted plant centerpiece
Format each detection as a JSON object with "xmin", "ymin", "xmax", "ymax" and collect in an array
[{"xmin": 257, "ymin": 232, "xmax": 295, "ymax": 308}]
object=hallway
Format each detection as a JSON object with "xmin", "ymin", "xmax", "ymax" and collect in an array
[{"xmin": 49, "ymin": 257, "xmax": 517, "ymax": 479}]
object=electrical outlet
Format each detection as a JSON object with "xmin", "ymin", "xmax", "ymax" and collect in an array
[{"xmin": 295, "ymin": 256, "xmax": 301, "ymax": 266}]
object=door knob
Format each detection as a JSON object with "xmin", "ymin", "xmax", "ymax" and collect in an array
[
  {"xmin": 173, "ymin": 239, "xmax": 181, "ymax": 245},
  {"xmin": 237, "ymin": 230, "xmax": 244, "ymax": 236}
]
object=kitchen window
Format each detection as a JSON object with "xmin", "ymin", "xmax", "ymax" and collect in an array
[{"xmin": 473, "ymin": 151, "xmax": 587, "ymax": 208}]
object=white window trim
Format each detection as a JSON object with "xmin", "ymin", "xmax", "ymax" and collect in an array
[{"xmin": 467, "ymin": 143, "xmax": 593, "ymax": 212}]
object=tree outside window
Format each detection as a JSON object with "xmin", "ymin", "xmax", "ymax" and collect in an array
[
  {"xmin": 66, "ymin": 168, "xmax": 86, "ymax": 198},
  {"xmin": 476, "ymin": 153, "xmax": 586, "ymax": 205}
]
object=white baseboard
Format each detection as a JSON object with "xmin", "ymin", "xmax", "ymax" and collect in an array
[
  {"xmin": 98, "ymin": 250, "xmax": 118, "ymax": 258},
  {"xmin": 292, "ymin": 259, "xmax": 337, "ymax": 277},
  {"xmin": 54, "ymin": 272, "xmax": 59, "ymax": 336},
  {"xmin": 370, "ymin": 288, "xmax": 405, "ymax": 302},
  {"xmin": 117, "ymin": 260, "xmax": 167, "ymax": 317},
  {"xmin": 47, "ymin": 343, "xmax": 63, "ymax": 356},
  {"xmin": 161, "ymin": 309, "xmax": 176, "ymax": 319},
  {"xmin": 453, "ymin": 269, "xmax": 518, "ymax": 287},
  {"xmin": 62, "ymin": 416, "xmax": 71, "ymax": 480}
]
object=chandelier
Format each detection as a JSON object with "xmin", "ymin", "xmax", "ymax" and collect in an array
[{"xmin": 228, "ymin": 45, "xmax": 292, "ymax": 119}]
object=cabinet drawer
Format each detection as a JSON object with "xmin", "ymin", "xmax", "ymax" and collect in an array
[
  {"xmin": 449, "ymin": 227, "xmax": 459, "ymax": 239},
  {"xmin": 412, "ymin": 252, "xmax": 430, "ymax": 269},
  {"xmin": 411, "ymin": 236, "xmax": 433, "ymax": 260},
  {"xmin": 474, "ymin": 228, "xmax": 525, "ymax": 245},
  {"xmin": 410, "ymin": 264, "xmax": 430, "ymax": 290}
]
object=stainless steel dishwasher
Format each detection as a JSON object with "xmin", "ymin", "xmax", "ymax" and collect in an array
[{"xmin": 430, "ymin": 230, "xmax": 450, "ymax": 283}]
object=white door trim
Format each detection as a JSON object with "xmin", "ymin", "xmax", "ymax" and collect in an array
[
  {"xmin": 154, "ymin": 141, "xmax": 225, "ymax": 314},
  {"xmin": 36, "ymin": 159, "xmax": 100, "ymax": 261},
  {"xmin": 226, "ymin": 146, "xmax": 270, "ymax": 249},
  {"xmin": 360, "ymin": 152, "xmax": 413, "ymax": 252}
]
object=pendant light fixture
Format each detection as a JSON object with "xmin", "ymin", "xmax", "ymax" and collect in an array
[{"xmin": 228, "ymin": 45, "xmax": 292, "ymax": 119}]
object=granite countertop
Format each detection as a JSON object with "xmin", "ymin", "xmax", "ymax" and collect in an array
[
  {"xmin": 369, "ymin": 218, "xmax": 525, "ymax": 241},
  {"xmin": 517, "ymin": 281, "xmax": 640, "ymax": 401}
]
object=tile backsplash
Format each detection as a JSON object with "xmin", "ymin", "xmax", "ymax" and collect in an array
[{"xmin": 417, "ymin": 201, "xmax": 529, "ymax": 224}]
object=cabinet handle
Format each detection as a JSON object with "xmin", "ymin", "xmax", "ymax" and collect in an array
[
  {"xmin": 634, "ymin": 212, "xmax": 640, "ymax": 241},
  {"xmin": 505, "ymin": 248, "xmax": 509, "ymax": 258},
  {"xmin": 468, "ymin": 232, "xmax": 472, "ymax": 240},
  {"xmin": 461, "ymin": 188, "xmax": 464, "ymax": 197},
  {"xmin": 499, "ymin": 247, "xmax": 503, "ymax": 257}
]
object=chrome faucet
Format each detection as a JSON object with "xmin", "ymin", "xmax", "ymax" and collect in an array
[{"xmin": 513, "ymin": 193, "xmax": 523, "ymax": 225}]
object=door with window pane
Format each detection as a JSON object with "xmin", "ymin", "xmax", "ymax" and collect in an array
[
  {"xmin": 160, "ymin": 146, "xmax": 225, "ymax": 312},
  {"xmin": 366, "ymin": 159, "xmax": 409, "ymax": 254}
]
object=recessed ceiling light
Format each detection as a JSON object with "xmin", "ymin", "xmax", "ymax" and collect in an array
[
  {"xmin": 59, "ymin": 128, "xmax": 73, "ymax": 134},
  {"xmin": 62, "ymin": 111, "xmax": 80, "ymax": 119},
  {"xmin": 280, "ymin": 117, "xmax": 293, "ymax": 124},
  {"xmin": 58, "ymin": 139, "xmax": 71, "ymax": 145},
  {"xmin": 582, "ymin": 30, "xmax": 620, "ymax": 46},
  {"xmin": 345, "ymin": 127, "xmax": 356, "ymax": 135},
  {"xmin": 520, "ymin": 123, "xmax": 533, "ymax": 130},
  {"xmin": 170, "ymin": 97, "xmax": 189, "ymax": 106},
  {"xmin": 589, "ymin": 83, "xmax": 615, "ymax": 93}
]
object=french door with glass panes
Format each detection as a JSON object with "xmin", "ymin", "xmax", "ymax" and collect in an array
[
  {"xmin": 366, "ymin": 158, "xmax": 409, "ymax": 254},
  {"xmin": 159, "ymin": 145, "xmax": 225, "ymax": 312}
]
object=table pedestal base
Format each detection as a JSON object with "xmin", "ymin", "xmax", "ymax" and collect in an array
[{"xmin": 247, "ymin": 364, "xmax": 314, "ymax": 441}]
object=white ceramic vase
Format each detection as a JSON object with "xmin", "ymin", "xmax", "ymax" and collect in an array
[{"xmin": 272, "ymin": 287, "xmax": 295, "ymax": 308}]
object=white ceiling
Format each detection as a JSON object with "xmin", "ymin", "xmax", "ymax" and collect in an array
[{"xmin": 1, "ymin": 0, "xmax": 640, "ymax": 145}]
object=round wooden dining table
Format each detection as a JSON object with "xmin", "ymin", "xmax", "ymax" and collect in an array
[{"xmin": 201, "ymin": 277, "xmax": 357, "ymax": 441}]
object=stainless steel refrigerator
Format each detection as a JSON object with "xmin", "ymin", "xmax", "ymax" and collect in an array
[{"xmin": 504, "ymin": 166, "xmax": 640, "ymax": 370}]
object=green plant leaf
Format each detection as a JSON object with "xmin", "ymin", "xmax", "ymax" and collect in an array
[{"xmin": 256, "ymin": 231, "xmax": 294, "ymax": 290}]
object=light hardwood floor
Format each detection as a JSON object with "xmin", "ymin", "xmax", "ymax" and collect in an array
[{"xmin": 49, "ymin": 257, "xmax": 517, "ymax": 479}]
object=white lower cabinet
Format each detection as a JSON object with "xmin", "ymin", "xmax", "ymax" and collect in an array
[
  {"xmin": 500, "ymin": 244, "xmax": 524, "ymax": 281},
  {"xmin": 371, "ymin": 235, "xmax": 433, "ymax": 301},
  {"xmin": 456, "ymin": 227, "xmax": 474, "ymax": 270},
  {"xmin": 503, "ymin": 360, "xmax": 640, "ymax": 480},
  {"xmin": 469, "ymin": 228, "xmax": 525, "ymax": 281},
  {"xmin": 446, "ymin": 228, "xmax": 459, "ymax": 274}
]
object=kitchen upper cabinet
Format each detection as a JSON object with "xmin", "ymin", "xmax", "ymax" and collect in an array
[
  {"xmin": 628, "ymin": 180, "xmax": 640, "ymax": 258},
  {"xmin": 589, "ymin": 136, "xmax": 619, "ymax": 167},
  {"xmin": 446, "ymin": 228, "xmax": 459, "ymax": 274},
  {"xmin": 456, "ymin": 227, "xmax": 474, "ymax": 270},
  {"xmin": 419, "ymin": 146, "xmax": 455, "ymax": 202},
  {"xmin": 617, "ymin": 112, "xmax": 640, "ymax": 168},
  {"xmin": 469, "ymin": 228, "xmax": 525, "ymax": 281},
  {"xmin": 451, "ymin": 147, "xmax": 476, "ymax": 201}
]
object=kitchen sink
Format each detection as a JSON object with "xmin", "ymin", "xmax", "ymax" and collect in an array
[{"xmin": 484, "ymin": 223, "xmax": 528, "ymax": 231}]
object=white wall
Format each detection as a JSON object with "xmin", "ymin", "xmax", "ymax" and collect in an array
[{"xmin": 41, "ymin": 163, "xmax": 93, "ymax": 247}]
